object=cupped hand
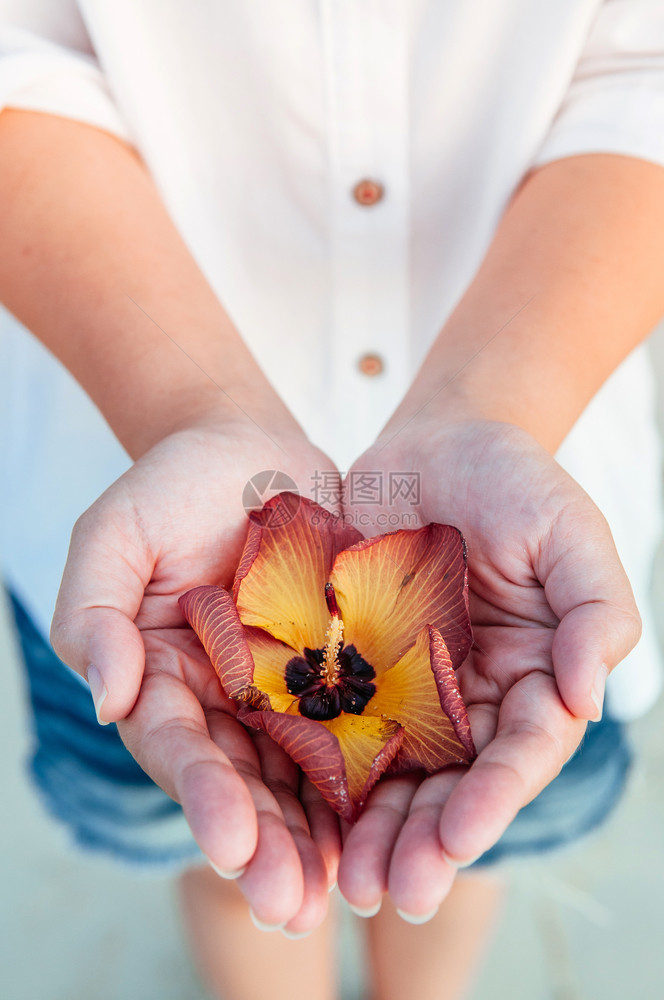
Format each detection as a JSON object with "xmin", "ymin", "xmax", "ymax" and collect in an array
[
  {"xmin": 337, "ymin": 418, "xmax": 641, "ymax": 917},
  {"xmin": 50, "ymin": 420, "xmax": 341, "ymax": 933}
]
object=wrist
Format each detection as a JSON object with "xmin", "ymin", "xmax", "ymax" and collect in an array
[
  {"xmin": 122, "ymin": 378, "xmax": 306, "ymax": 460},
  {"xmin": 374, "ymin": 387, "xmax": 496, "ymax": 461},
  {"xmin": 372, "ymin": 411, "xmax": 536, "ymax": 477},
  {"xmin": 377, "ymin": 341, "xmax": 573, "ymax": 457}
]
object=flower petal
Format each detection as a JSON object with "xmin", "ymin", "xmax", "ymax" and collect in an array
[
  {"xmin": 324, "ymin": 714, "xmax": 404, "ymax": 815},
  {"xmin": 429, "ymin": 626, "xmax": 476, "ymax": 758},
  {"xmin": 364, "ymin": 625, "xmax": 475, "ymax": 772},
  {"xmin": 233, "ymin": 493, "xmax": 363, "ymax": 652},
  {"xmin": 239, "ymin": 707, "xmax": 402, "ymax": 822},
  {"xmin": 329, "ymin": 523, "xmax": 471, "ymax": 673},
  {"xmin": 179, "ymin": 585, "xmax": 254, "ymax": 700},
  {"xmin": 238, "ymin": 707, "xmax": 354, "ymax": 821},
  {"xmin": 244, "ymin": 627, "xmax": 299, "ymax": 714}
]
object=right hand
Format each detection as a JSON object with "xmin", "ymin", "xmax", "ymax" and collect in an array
[
  {"xmin": 51, "ymin": 418, "xmax": 341, "ymax": 934},
  {"xmin": 337, "ymin": 417, "xmax": 641, "ymax": 918}
]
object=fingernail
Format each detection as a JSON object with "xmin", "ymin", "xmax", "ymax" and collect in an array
[
  {"xmin": 208, "ymin": 860, "xmax": 246, "ymax": 880},
  {"xmin": 591, "ymin": 663, "xmax": 608, "ymax": 722},
  {"xmin": 281, "ymin": 928, "xmax": 313, "ymax": 940},
  {"xmin": 249, "ymin": 909, "xmax": 286, "ymax": 933},
  {"xmin": 442, "ymin": 850, "xmax": 481, "ymax": 869},
  {"xmin": 349, "ymin": 900, "xmax": 382, "ymax": 918},
  {"xmin": 396, "ymin": 906, "xmax": 439, "ymax": 925},
  {"xmin": 86, "ymin": 665, "xmax": 109, "ymax": 725}
]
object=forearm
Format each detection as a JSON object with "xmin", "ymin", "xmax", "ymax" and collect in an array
[
  {"xmin": 0, "ymin": 109, "xmax": 301, "ymax": 458},
  {"xmin": 384, "ymin": 154, "xmax": 664, "ymax": 453}
]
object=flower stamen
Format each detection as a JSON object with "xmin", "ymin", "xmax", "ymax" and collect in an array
[{"xmin": 322, "ymin": 583, "xmax": 344, "ymax": 684}]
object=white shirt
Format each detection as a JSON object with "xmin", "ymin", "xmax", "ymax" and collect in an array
[{"xmin": 1, "ymin": 0, "xmax": 663, "ymax": 718}]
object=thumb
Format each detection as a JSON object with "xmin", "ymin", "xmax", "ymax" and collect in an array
[
  {"xmin": 50, "ymin": 502, "xmax": 149, "ymax": 724},
  {"xmin": 541, "ymin": 499, "xmax": 642, "ymax": 721},
  {"xmin": 551, "ymin": 599, "xmax": 641, "ymax": 722}
]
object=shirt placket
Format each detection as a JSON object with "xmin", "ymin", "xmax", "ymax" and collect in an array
[{"xmin": 321, "ymin": 0, "xmax": 411, "ymax": 471}]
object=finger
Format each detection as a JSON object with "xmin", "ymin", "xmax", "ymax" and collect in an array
[
  {"xmin": 337, "ymin": 774, "xmax": 420, "ymax": 914},
  {"xmin": 439, "ymin": 671, "xmax": 586, "ymax": 865},
  {"xmin": 539, "ymin": 497, "xmax": 642, "ymax": 720},
  {"xmin": 552, "ymin": 601, "xmax": 641, "ymax": 720},
  {"xmin": 300, "ymin": 777, "xmax": 342, "ymax": 890},
  {"xmin": 119, "ymin": 669, "xmax": 259, "ymax": 877},
  {"xmin": 236, "ymin": 811, "xmax": 305, "ymax": 929},
  {"xmin": 121, "ymin": 636, "xmax": 315, "ymax": 927},
  {"xmin": 382, "ymin": 699, "xmax": 496, "ymax": 917},
  {"xmin": 251, "ymin": 733, "xmax": 329, "ymax": 933},
  {"xmin": 204, "ymin": 718, "xmax": 310, "ymax": 929},
  {"xmin": 386, "ymin": 769, "xmax": 465, "ymax": 917},
  {"xmin": 50, "ymin": 500, "xmax": 151, "ymax": 722}
]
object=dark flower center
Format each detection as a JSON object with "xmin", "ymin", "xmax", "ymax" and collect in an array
[{"xmin": 285, "ymin": 644, "xmax": 376, "ymax": 721}]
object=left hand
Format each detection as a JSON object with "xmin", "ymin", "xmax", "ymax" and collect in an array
[
  {"xmin": 337, "ymin": 418, "xmax": 641, "ymax": 918},
  {"xmin": 51, "ymin": 419, "xmax": 341, "ymax": 934}
]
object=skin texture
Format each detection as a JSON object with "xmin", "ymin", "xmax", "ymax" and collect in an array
[{"xmin": 1, "ymin": 107, "xmax": 663, "ymax": 997}]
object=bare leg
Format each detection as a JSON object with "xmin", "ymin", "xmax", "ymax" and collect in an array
[
  {"xmin": 365, "ymin": 872, "xmax": 506, "ymax": 1000},
  {"xmin": 178, "ymin": 866, "xmax": 338, "ymax": 1000}
]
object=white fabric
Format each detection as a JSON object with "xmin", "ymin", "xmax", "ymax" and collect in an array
[{"xmin": 0, "ymin": 0, "xmax": 662, "ymax": 718}]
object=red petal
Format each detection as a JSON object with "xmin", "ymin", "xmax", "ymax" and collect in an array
[
  {"xmin": 329, "ymin": 523, "xmax": 471, "ymax": 674},
  {"xmin": 233, "ymin": 493, "xmax": 363, "ymax": 652},
  {"xmin": 429, "ymin": 626, "xmax": 476, "ymax": 758},
  {"xmin": 179, "ymin": 585, "xmax": 254, "ymax": 700},
  {"xmin": 239, "ymin": 706, "xmax": 402, "ymax": 822}
]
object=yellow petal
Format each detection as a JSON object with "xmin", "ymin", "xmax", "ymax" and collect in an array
[
  {"xmin": 364, "ymin": 626, "xmax": 474, "ymax": 771},
  {"xmin": 234, "ymin": 493, "xmax": 363, "ymax": 652},
  {"xmin": 329, "ymin": 524, "xmax": 471, "ymax": 674},
  {"xmin": 323, "ymin": 713, "xmax": 403, "ymax": 812},
  {"xmin": 244, "ymin": 627, "xmax": 299, "ymax": 714}
]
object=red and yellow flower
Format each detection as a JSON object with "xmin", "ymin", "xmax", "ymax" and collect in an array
[{"xmin": 180, "ymin": 493, "xmax": 475, "ymax": 822}]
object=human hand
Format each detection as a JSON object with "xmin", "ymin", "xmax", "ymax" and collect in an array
[
  {"xmin": 337, "ymin": 418, "xmax": 641, "ymax": 918},
  {"xmin": 50, "ymin": 419, "xmax": 341, "ymax": 934}
]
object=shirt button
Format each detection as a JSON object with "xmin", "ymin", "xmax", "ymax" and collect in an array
[
  {"xmin": 352, "ymin": 179, "xmax": 384, "ymax": 207},
  {"xmin": 358, "ymin": 353, "xmax": 385, "ymax": 377}
]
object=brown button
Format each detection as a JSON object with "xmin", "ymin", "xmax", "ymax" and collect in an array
[
  {"xmin": 358, "ymin": 353, "xmax": 385, "ymax": 377},
  {"xmin": 352, "ymin": 179, "xmax": 384, "ymax": 207}
]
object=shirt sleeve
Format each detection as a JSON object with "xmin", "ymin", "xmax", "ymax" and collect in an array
[
  {"xmin": 534, "ymin": 0, "xmax": 664, "ymax": 169},
  {"xmin": 0, "ymin": 1, "xmax": 132, "ymax": 143}
]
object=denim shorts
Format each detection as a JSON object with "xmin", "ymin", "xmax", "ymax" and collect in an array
[{"xmin": 9, "ymin": 589, "xmax": 632, "ymax": 871}]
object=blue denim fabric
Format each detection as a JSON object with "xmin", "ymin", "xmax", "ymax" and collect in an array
[
  {"xmin": 473, "ymin": 711, "xmax": 631, "ymax": 867},
  {"xmin": 8, "ymin": 590, "xmax": 631, "ymax": 870},
  {"xmin": 9, "ymin": 590, "xmax": 202, "ymax": 870}
]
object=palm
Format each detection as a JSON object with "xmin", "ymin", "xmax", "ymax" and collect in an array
[{"xmin": 337, "ymin": 420, "xmax": 640, "ymax": 915}]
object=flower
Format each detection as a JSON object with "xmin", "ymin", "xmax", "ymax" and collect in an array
[{"xmin": 180, "ymin": 493, "xmax": 476, "ymax": 822}]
